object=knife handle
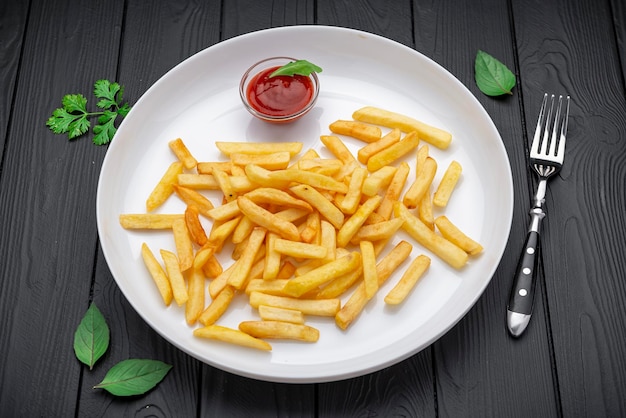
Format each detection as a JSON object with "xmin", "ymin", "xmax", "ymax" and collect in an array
[{"xmin": 507, "ymin": 208, "xmax": 543, "ymax": 337}]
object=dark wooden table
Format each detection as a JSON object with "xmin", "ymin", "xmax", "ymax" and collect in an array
[{"xmin": 2, "ymin": 0, "xmax": 626, "ymax": 416}]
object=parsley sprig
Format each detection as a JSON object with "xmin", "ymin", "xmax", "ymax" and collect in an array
[{"xmin": 46, "ymin": 79, "xmax": 131, "ymax": 145}]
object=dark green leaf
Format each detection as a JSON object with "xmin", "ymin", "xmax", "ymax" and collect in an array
[
  {"xmin": 474, "ymin": 50, "xmax": 516, "ymax": 96},
  {"xmin": 94, "ymin": 359, "xmax": 173, "ymax": 396},
  {"xmin": 67, "ymin": 114, "xmax": 91, "ymax": 139},
  {"xmin": 73, "ymin": 303, "xmax": 110, "ymax": 369},
  {"xmin": 94, "ymin": 79, "xmax": 120, "ymax": 101},
  {"xmin": 270, "ymin": 59, "xmax": 322, "ymax": 77},
  {"xmin": 46, "ymin": 108, "xmax": 79, "ymax": 134},
  {"xmin": 118, "ymin": 102, "xmax": 131, "ymax": 117},
  {"xmin": 62, "ymin": 94, "xmax": 88, "ymax": 113},
  {"xmin": 93, "ymin": 111, "xmax": 118, "ymax": 145}
]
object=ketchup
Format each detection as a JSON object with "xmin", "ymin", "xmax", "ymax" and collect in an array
[{"xmin": 246, "ymin": 66, "xmax": 314, "ymax": 117}]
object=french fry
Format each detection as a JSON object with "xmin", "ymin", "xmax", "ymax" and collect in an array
[
  {"xmin": 185, "ymin": 267, "xmax": 205, "ymax": 325},
  {"xmin": 184, "ymin": 205, "xmax": 208, "ymax": 246},
  {"xmin": 433, "ymin": 160, "xmax": 462, "ymax": 207},
  {"xmin": 237, "ymin": 196, "xmax": 300, "ymax": 241},
  {"xmin": 207, "ymin": 216, "xmax": 241, "ymax": 251},
  {"xmin": 140, "ymin": 243, "xmax": 173, "ymax": 306},
  {"xmin": 357, "ymin": 128, "xmax": 401, "ymax": 164},
  {"xmin": 198, "ymin": 285, "xmax": 236, "ymax": 326},
  {"xmin": 366, "ymin": 131, "xmax": 420, "ymax": 172},
  {"xmin": 352, "ymin": 106, "xmax": 452, "ymax": 150},
  {"xmin": 299, "ymin": 211, "xmax": 320, "ymax": 243},
  {"xmin": 202, "ymin": 254, "xmax": 223, "ymax": 278},
  {"xmin": 434, "ymin": 215, "xmax": 483, "ymax": 255},
  {"xmin": 360, "ymin": 241, "xmax": 378, "ymax": 300},
  {"xmin": 335, "ymin": 241, "xmax": 412, "ymax": 330},
  {"xmin": 385, "ymin": 255, "xmax": 431, "ymax": 305},
  {"xmin": 244, "ymin": 164, "xmax": 291, "ymax": 189},
  {"xmin": 209, "ymin": 262, "xmax": 237, "ymax": 299},
  {"xmin": 377, "ymin": 161, "xmax": 410, "ymax": 220},
  {"xmin": 216, "ymin": 141, "xmax": 302, "ymax": 157},
  {"xmin": 194, "ymin": 325, "xmax": 272, "ymax": 351},
  {"xmin": 336, "ymin": 195, "xmax": 382, "ymax": 247},
  {"xmin": 298, "ymin": 158, "xmax": 342, "ymax": 176},
  {"xmin": 329, "ymin": 120, "xmax": 382, "ymax": 143},
  {"xmin": 172, "ymin": 218, "xmax": 194, "ymax": 271},
  {"xmin": 289, "ymin": 184, "xmax": 345, "ymax": 229},
  {"xmin": 213, "ymin": 168, "xmax": 237, "ymax": 202},
  {"xmin": 196, "ymin": 161, "xmax": 233, "ymax": 175},
  {"xmin": 231, "ymin": 215, "xmax": 255, "ymax": 244},
  {"xmin": 168, "ymin": 138, "xmax": 197, "ymax": 169},
  {"xmin": 320, "ymin": 135, "xmax": 358, "ymax": 164},
  {"xmin": 227, "ymin": 227, "xmax": 267, "ymax": 289},
  {"xmin": 239, "ymin": 321, "xmax": 319, "ymax": 342},
  {"xmin": 249, "ymin": 291, "xmax": 341, "ymax": 317},
  {"xmin": 362, "ymin": 166, "xmax": 397, "ymax": 197},
  {"xmin": 177, "ymin": 173, "xmax": 220, "ymax": 190},
  {"xmin": 269, "ymin": 169, "xmax": 348, "ymax": 194},
  {"xmin": 160, "ymin": 249, "xmax": 189, "ymax": 306},
  {"xmin": 193, "ymin": 242, "xmax": 215, "ymax": 270},
  {"xmin": 206, "ymin": 199, "xmax": 241, "ymax": 222},
  {"xmin": 338, "ymin": 167, "xmax": 367, "ymax": 215},
  {"xmin": 246, "ymin": 279, "xmax": 291, "ymax": 296},
  {"xmin": 263, "ymin": 232, "xmax": 282, "ymax": 280},
  {"xmin": 319, "ymin": 220, "xmax": 337, "ymax": 264},
  {"xmin": 231, "ymin": 151, "xmax": 291, "ymax": 170},
  {"xmin": 245, "ymin": 188, "xmax": 313, "ymax": 212},
  {"xmin": 273, "ymin": 239, "xmax": 327, "ymax": 259},
  {"xmin": 258, "ymin": 305, "xmax": 305, "ymax": 324},
  {"xmin": 351, "ymin": 217, "xmax": 405, "ymax": 243},
  {"xmin": 394, "ymin": 202, "xmax": 468, "ymax": 269},
  {"xmin": 282, "ymin": 252, "xmax": 361, "ymax": 297},
  {"xmin": 119, "ymin": 213, "xmax": 183, "ymax": 229},
  {"xmin": 315, "ymin": 264, "xmax": 363, "ymax": 299},
  {"xmin": 403, "ymin": 157, "xmax": 437, "ymax": 209},
  {"xmin": 276, "ymin": 260, "xmax": 297, "ymax": 280},
  {"xmin": 145, "ymin": 161, "xmax": 184, "ymax": 212},
  {"xmin": 418, "ymin": 190, "xmax": 435, "ymax": 230},
  {"xmin": 173, "ymin": 184, "xmax": 214, "ymax": 217}
]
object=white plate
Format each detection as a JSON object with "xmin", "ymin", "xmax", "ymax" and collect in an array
[{"xmin": 97, "ymin": 26, "xmax": 513, "ymax": 383}]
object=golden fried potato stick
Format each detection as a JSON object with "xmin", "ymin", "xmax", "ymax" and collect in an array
[
  {"xmin": 367, "ymin": 131, "xmax": 420, "ymax": 172},
  {"xmin": 336, "ymin": 195, "xmax": 382, "ymax": 248},
  {"xmin": 258, "ymin": 305, "xmax": 305, "ymax": 324},
  {"xmin": 394, "ymin": 202, "xmax": 468, "ymax": 269},
  {"xmin": 434, "ymin": 215, "xmax": 483, "ymax": 255},
  {"xmin": 184, "ymin": 205, "xmax": 208, "ymax": 246},
  {"xmin": 198, "ymin": 285, "xmax": 236, "ymax": 326},
  {"xmin": 273, "ymin": 239, "xmax": 328, "ymax": 260},
  {"xmin": 237, "ymin": 196, "xmax": 300, "ymax": 241},
  {"xmin": 119, "ymin": 213, "xmax": 183, "ymax": 229},
  {"xmin": 228, "ymin": 227, "xmax": 267, "ymax": 289},
  {"xmin": 231, "ymin": 151, "xmax": 291, "ymax": 170},
  {"xmin": 239, "ymin": 321, "xmax": 319, "ymax": 342},
  {"xmin": 213, "ymin": 168, "xmax": 237, "ymax": 202},
  {"xmin": 357, "ymin": 128, "xmax": 401, "ymax": 165},
  {"xmin": 269, "ymin": 169, "xmax": 349, "ymax": 194},
  {"xmin": 185, "ymin": 267, "xmax": 205, "ymax": 325},
  {"xmin": 177, "ymin": 173, "xmax": 220, "ymax": 190},
  {"xmin": 315, "ymin": 264, "xmax": 363, "ymax": 299},
  {"xmin": 160, "ymin": 249, "xmax": 189, "ymax": 306},
  {"xmin": 172, "ymin": 218, "xmax": 194, "ymax": 271},
  {"xmin": 362, "ymin": 166, "xmax": 397, "ymax": 197},
  {"xmin": 140, "ymin": 243, "xmax": 173, "ymax": 306},
  {"xmin": 352, "ymin": 106, "xmax": 452, "ymax": 150},
  {"xmin": 403, "ymin": 157, "xmax": 437, "ymax": 209},
  {"xmin": 384, "ymin": 254, "xmax": 431, "ymax": 305},
  {"xmin": 377, "ymin": 161, "xmax": 410, "ymax": 220},
  {"xmin": 282, "ymin": 252, "xmax": 362, "ymax": 297},
  {"xmin": 245, "ymin": 188, "xmax": 313, "ymax": 212},
  {"xmin": 145, "ymin": 161, "xmax": 183, "ymax": 212},
  {"xmin": 433, "ymin": 160, "xmax": 462, "ymax": 207},
  {"xmin": 351, "ymin": 217, "xmax": 405, "ymax": 243},
  {"xmin": 249, "ymin": 291, "xmax": 341, "ymax": 317},
  {"xmin": 263, "ymin": 232, "xmax": 282, "ymax": 280},
  {"xmin": 245, "ymin": 279, "xmax": 291, "ymax": 296},
  {"xmin": 418, "ymin": 190, "xmax": 435, "ymax": 230},
  {"xmin": 338, "ymin": 167, "xmax": 367, "ymax": 215},
  {"xmin": 320, "ymin": 135, "xmax": 358, "ymax": 164},
  {"xmin": 335, "ymin": 240, "xmax": 413, "ymax": 330},
  {"xmin": 215, "ymin": 141, "xmax": 302, "ymax": 157},
  {"xmin": 173, "ymin": 184, "xmax": 214, "ymax": 217},
  {"xmin": 194, "ymin": 325, "xmax": 272, "ymax": 351},
  {"xmin": 244, "ymin": 163, "xmax": 291, "ymax": 189},
  {"xmin": 329, "ymin": 120, "xmax": 382, "ymax": 143},
  {"xmin": 196, "ymin": 161, "xmax": 233, "ymax": 175},
  {"xmin": 168, "ymin": 138, "xmax": 197, "ymax": 169},
  {"xmin": 360, "ymin": 241, "xmax": 379, "ymax": 300},
  {"xmin": 289, "ymin": 184, "xmax": 345, "ymax": 229}
]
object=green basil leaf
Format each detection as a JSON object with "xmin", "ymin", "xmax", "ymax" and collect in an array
[
  {"xmin": 474, "ymin": 50, "xmax": 516, "ymax": 96},
  {"xmin": 73, "ymin": 303, "xmax": 110, "ymax": 369},
  {"xmin": 269, "ymin": 59, "xmax": 322, "ymax": 77},
  {"xmin": 94, "ymin": 359, "xmax": 172, "ymax": 396}
]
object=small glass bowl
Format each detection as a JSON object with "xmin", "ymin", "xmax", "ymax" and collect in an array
[{"xmin": 239, "ymin": 57, "xmax": 320, "ymax": 124}]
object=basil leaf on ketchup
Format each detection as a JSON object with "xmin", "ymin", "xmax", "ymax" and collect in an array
[{"xmin": 269, "ymin": 60, "xmax": 322, "ymax": 78}]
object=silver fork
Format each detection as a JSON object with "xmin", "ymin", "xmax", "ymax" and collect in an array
[{"xmin": 507, "ymin": 93, "xmax": 571, "ymax": 337}]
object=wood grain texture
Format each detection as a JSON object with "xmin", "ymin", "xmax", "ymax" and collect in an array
[
  {"xmin": 513, "ymin": 0, "xmax": 626, "ymax": 416},
  {"xmin": 0, "ymin": 0, "xmax": 123, "ymax": 416}
]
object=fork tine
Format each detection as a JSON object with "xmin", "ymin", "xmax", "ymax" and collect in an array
[
  {"xmin": 548, "ymin": 95, "xmax": 563, "ymax": 157},
  {"xmin": 540, "ymin": 94, "xmax": 556, "ymax": 156},
  {"xmin": 556, "ymin": 96, "xmax": 571, "ymax": 160},
  {"xmin": 531, "ymin": 93, "xmax": 549, "ymax": 156}
]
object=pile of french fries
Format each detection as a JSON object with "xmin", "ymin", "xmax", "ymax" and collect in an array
[{"xmin": 119, "ymin": 106, "xmax": 483, "ymax": 351}]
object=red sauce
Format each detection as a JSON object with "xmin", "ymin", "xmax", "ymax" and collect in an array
[{"xmin": 246, "ymin": 66, "xmax": 314, "ymax": 117}]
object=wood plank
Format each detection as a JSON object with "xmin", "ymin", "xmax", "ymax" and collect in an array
[
  {"xmin": 513, "ymin": 0, "xmax": 626, "ymax": 416},
  {"xmin": 411, "ymin": 0, "xmax": 560, "ymax": 416},
  {"xmin": 76, "ymin": 1, "xmax": 222, "ymax": 416},
  {"xmin": 0, "ymin": 2, "xmax": 28, "ymax": 159},
  {"xmin": 0, "ymin": 0, "xmax": 124, "ymax": 416}
]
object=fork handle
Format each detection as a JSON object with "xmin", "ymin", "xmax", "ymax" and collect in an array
[{"xmin": 507, "ymin": 207, "xmax": 544, "ymax": 337}]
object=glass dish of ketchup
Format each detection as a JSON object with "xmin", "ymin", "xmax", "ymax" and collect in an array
[{"xmin": 240, "ymin": 57, "xmax": 320, "ymax": 124}]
